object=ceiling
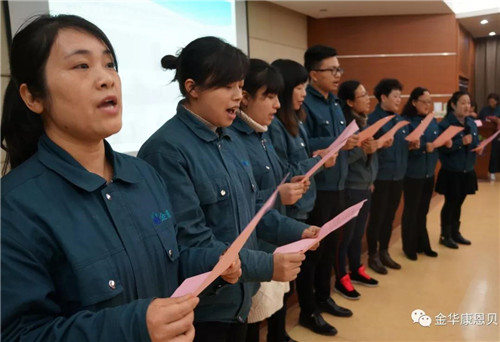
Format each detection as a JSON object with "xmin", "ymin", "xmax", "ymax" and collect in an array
[{"xmin": 268, "ymin": 0, "xmax": 500, "ymax": 38}]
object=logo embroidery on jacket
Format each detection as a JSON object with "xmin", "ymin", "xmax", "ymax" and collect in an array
[{"xmin": 152, "ymin": 209, "xmax": 172, "ymax": 225}]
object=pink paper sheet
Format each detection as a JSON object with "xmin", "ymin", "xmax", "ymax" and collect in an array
[
  {"xmin": 171, "ymin": 176, "xmax": 287, "ymax": 298},
  {"xmin": 472, "ymin": 130, "xmax": 500, "ymax": 152},
  {"xmin": 475, "ymin": 120, "xmax": 483, "ymax": 127},
  {"xmin": 377, "ymin": 121, "xmax": 410, "ymax": 148},
  {"xmin": 273, "ymin": 200, "xmax": 367, "ymax": 255},
  {"xmin": 405, "ymin": 114, "xmax": 434, "ymax": 142},
  {"xmin": 431, "ymin": 126, "xmax": 464, "ymax": 148},
  {"xmin": 302, "ymin": 121, "xmax": 359, "ymax": 180},
  {"xmin": 357, "ymin": 115, "xmax": 395, "ymax": 145}
]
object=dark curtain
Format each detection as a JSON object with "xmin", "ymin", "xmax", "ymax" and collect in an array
[{"xmin": 475, "ymin": 37, "xmax": 500, "ymax": 109}]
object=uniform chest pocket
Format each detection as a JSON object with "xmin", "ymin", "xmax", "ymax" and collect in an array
[
  {"xmin": 73, "ymin": 255, "xmax": 124, "ymax": 307},
  {"xmin": 291, "ymin": 139, "xmax": 308, "ymax": 160},
  {"xmin": 155, "ymin": 220, "xmax": 180, "ymax": 262},
  {"xmin": 318, "ymin": 120, "xmax": 331, "ymax": 136},
  {"xmin": 195, "ymin": 176, "xmax": 231, "ymax": 206}
]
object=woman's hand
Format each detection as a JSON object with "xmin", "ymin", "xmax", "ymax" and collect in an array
[{"xmin": 146, "ymin": 295, "xmax": 199, "ymax": 342}]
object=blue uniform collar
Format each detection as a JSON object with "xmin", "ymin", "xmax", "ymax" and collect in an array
[
  {"xmin": 231, "ymin": 115, "xmax": 255, "ymax": 135},
  {"xmin": 38, "ymin": 135, "xmax": 141, "ymax": 192},
  {"xmin": 176, "ymin": 102, "xmax": 232, "ymax": 142},
  {"xmin": 445, "ymin": 111, "xmax": 469, "ymax": 127},
  {"xmin": 374, "ymin": 103, "xmax": 397, "ymax": 117},
  {"xmin": 306, "ymin": 84, "xmax": 337, "ymax": 103}
]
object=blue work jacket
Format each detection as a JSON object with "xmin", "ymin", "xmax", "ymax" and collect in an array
[
  {"xmin": 2, "ymin": 135, "xmax": 187, "ymax": 342},
  {"xmin": 438, "ymin": 112, "xmax": 479, "ymax": 173},
  {"xmin": 368, "ymin": 104, "xmax": 409, "ymax": 181},
  {"xmin": 268, "ymin": 117, "xmax": 319, "ymax": 220},
  {"xmin": 402, "ymin": 114, "xmax": 440, "ymax": 179},
  {"xmin": 229, "ymin": 116, "xmax": 309, "ymax": 239},
  {"xmin": 303, "ymin": 85, "xmax": 348, "ymax": 191},
  {"xmin": 138, "ymin": 103, "xmax": 274, "ymax": 323}
]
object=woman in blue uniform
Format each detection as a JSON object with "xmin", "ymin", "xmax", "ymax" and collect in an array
[
  {"xmin": 436, "ymin": 91, "xmax": 480, "ymax": 248},
  {"xmin": 335, "ymin": 80, "xmax": 379, "ymax": 300},
  {"xmin": 138, "ymin": 38, "xmax": 305, "ymax": 342},
  {"xmin": 231, "ymin": 59, "xmax": 327, "ymax": 342},
  {"xmin": 1, "ymin": 14, "xmax": 210, "ymax": 342},
  {"xmin": 365, "ymin": 78, "xmax": 420, "ymax": 275},
  {"xmin": 401, "ymin": 87, "xmax": 442, "ymax": 260}
]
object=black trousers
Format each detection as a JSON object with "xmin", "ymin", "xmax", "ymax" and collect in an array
[
  {"xmin": 336, "ymin": 188, "xmax": 372, "ymax": 277},
  {"xmin": 194, "ymin": 321, "xmax": 248, "ymax": 342},
  {"xmin": 489, "ymin": 136, "xmax": 500, "ymax": 173},
  {"xmin": 366, "ymin": 180, "xmax": 403, "ymax": 254},
  {"xmin": 401, "ymin": 177, "xmax": 434, "ymax": 255},
  {"xmin": 440, "ymin": 192, "xmax": 467, "ymax": 235},
  {"xmin": 245, "ymin": 287, "xmax": 292, "ymax": 342},
  {"xmin": 296, "ymin": 190, "xmax": 345, "ymax": 315}
]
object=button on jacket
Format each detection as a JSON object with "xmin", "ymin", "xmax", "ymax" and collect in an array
[
  {"xmin": 368, "ymin": 104, "xmax": 409, "ymax": 181},
  {"xmin": 303, "ymin": 85, "xmax": 348, "ymax": 191},
  {"xmin": 2, "ymin": 135, "xmax": 183, "ymax": 342},
  {"xmin": 268, "ymin": 118, "xmax": 319, "ymax": 220},
  {"xmin": 438, "ymin": 112, "xmax": 479, "ymax": 173},
  {"xmin": 138, "ymin": 103, "xmax": 274, "ymax": 323},
  {"xmin": 230, "ymin": 116, "xmax": 309, "ymax": 243},
  {"xmin": 403, "ymin": 114, "xmax": 440, "ymax": 179}
]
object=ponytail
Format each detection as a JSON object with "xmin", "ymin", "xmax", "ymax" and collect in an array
[{"xmin": 1, "ymin": 80, "xmax": 44, "ymax": 175}]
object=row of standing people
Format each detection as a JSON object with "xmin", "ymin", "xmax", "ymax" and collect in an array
[{"xmin": 1, "ymin": 14, "xmax": 494, "ymax": 342}]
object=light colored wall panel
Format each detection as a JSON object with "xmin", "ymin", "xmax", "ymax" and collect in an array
[
  {"xmin": 249, "ymin": 37, "xmax": 305, "ymax": 63},
  {"xmin": 248, "ymin": 1, "xmax": 307, "ymax": 62}
]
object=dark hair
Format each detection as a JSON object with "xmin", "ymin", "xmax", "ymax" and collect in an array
[
  {"xmin": 487, "ymin": 93, "xmax": 500, "ymax": 102},
  {"xmin": 1, "ymin": 14, "xmax": 118, "ymax": 175},
  {"xmin": 401, "ymin": 87, "xmax": 429, "ymax": 117},
  {"xmin": 161, "ymin": 36, "xmax": 249, "ymax": 97},
  {"xmin": 271, "ymin": 59, "xmax": 308, "ymax": 136},
  {"xmin": 373, "ymin": 78, "xmax": 403, "ymax": 102},
  {"xmin": 447, "ymin": 90, "xmax": 470, "ymax": 114},
  {"xmin": 243, "ymin": 59, "xmax": 283, "ymax": 98},
  {"xmin": 304, "ymin": 45, "xmax": 337, "ymax": 72},
  {"xmin": 338, "ymin": 80, "xmax": 362, "ymax": 123}
]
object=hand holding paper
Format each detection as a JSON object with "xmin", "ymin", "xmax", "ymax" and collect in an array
[
  {"xmin": 472, "ymin": 130, "xmax": 500, "ymax": 152},
  {"xmin": 377, "ymin": 121, "xmax": 410, "ymax": 148},
  {"xmin": 357, "ymin": 115, "xmax": 395, "ymax": 145},
  {"xmin": 431, "ymin": 126, "xmax": 464, "ymax": 148},
  {"xmin": 405, "ymin": 113, "xmax": 434, "ymax": 142},
  {"xmin": 171, "ymin": 176, "xmax": 286, "ymax": 298},
  {"xmin": 302, "ymin": 121, "xmax": 359, "ymax": 181},
  {"xmin": 273, "ymin": 200, "xmax": 367, "ymax": 255}
]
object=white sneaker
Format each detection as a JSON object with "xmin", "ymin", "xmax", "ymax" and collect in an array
[{"xmin": 489, "ymin": 173, "xmax": 496, "ymax": 181}]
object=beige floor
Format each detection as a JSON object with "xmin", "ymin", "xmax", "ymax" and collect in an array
[{"xmin": 286, "ymin": 179, "xmax": 500, "ymax": 342}]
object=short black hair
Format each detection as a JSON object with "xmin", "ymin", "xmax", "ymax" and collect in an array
[
  {"xmin": 161, "ymin": 36, "xmax": 249, "ymax": 96},
  {"xmin": 304, "ymin": 45, "xmax": 337, "ymax": 72},
  {"xmin": 243, "ymin": 59, "xmax": 284, "ymax": 98},
  {"xmin": 487, "ymin": 93, "xmax": 500, "ymax": 102},
  {"xmin": 374, "ymin": 78, "xmax": 403, "ymax": 102}
]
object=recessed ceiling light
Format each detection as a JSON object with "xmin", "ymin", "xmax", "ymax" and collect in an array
[
  {"xmin": 480, "ymin": 19, "xmax": 488, "ymax": 25},
  {"xmin": 489, "ymin": 32, "xmax": 496, "ymax": 36}
]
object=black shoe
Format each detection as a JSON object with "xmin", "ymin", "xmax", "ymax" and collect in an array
[
  {"xmin": 404, "ymin": 251, "xmax": 418, "ymax": 261},
  {"xmin": 334, "ymin": 274, "xmax": 360, "ymax": 300},
  {"xmin": 380, "ymin": 250, "xmax": 401, "ymax": 269},
  {"xmin": 299, "ymin": 311, "xmax": 337, "ymax": 336},
  {"xmin": 452, "ymin": 233, "xmax": 471, "ymax": 245},
  {"xmin": 317, "ymin": 297, "xmax": 353, "ymax": 317},
  {"xmin": 368, "ymin": 253, "xmax": 388, "ymax": 275},
  {"xmin": 350, "ymin": 265, "xmax": 379, "ymax": 287},
  {"xmin": 439, "ymin": 236, "xmax": 458, "ymax": 249},
  {"xmin": 423, "ymin": 249, "xmax": 438, "ymax": 257}
]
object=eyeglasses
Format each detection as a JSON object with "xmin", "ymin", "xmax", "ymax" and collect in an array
[
  {"xmin": 355, "ymin": 92, "xmax": 369, "ymax": 99},
  {"xmin": 417, "ymin": 99, "xmax": 433, "ymax": 105},
  {"xmin": 313, "ymin": 67, "xmax": 344, "ymax": 75}
]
